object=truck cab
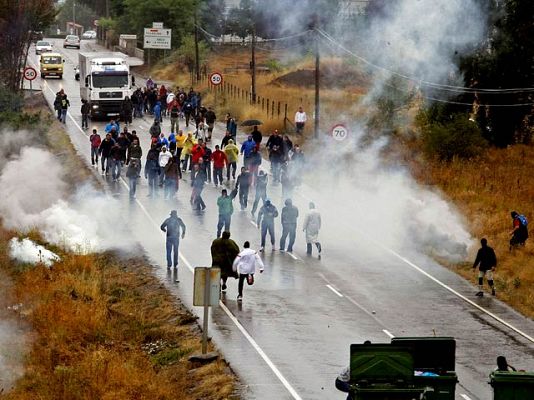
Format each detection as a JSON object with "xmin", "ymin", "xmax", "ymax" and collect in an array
[
  {"xmin": 79, "ymin": 53, "xmax": 135, "ymax": 118},
  {"xmin": 39, "ymin": 53, "xmax": 64, "ymax": 79}
]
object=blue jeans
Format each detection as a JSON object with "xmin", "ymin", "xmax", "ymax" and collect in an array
[
  {"xmin": 111, "ymin": 158, "xmax": 122, "ymax": 179},
  {"xmin": 147, "ymin": 172, "xmax": 159, "ymax": 196},
  {"xmin": 129, "ymin": 176, "xmax": 137, "ymax": 198},
  {"xmin": 261, "ymin": 222, "xmax": 275, "ymax": 247},
  {"xmin": 217, "ymin": 214, "xmax": 232, "ymax": 237},
  {"xmin": 91, "ymin": 147, "xmax": 99, "ymax": 164},
  {"xmin": 280, "ymin": 223, "xmax": 297, "ymax": 251},
  {"xmin": 166, "ymin": 237, "xmax": 180, "ymax": 267},
  {"xmin": 101, "ymin": 156, "xmax": 110, "ymax": 172},
  {"xmin": 60, "ymin": 109, "xmax": 68, "ymax": 123}
]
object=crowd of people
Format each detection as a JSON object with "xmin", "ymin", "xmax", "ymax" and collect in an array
[{"xmin": 81, "ymin": 78, "xmax": 321, "ymax": 298}]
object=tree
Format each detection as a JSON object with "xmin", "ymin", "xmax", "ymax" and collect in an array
[
  {"xmin": 56, "ymin": 0, "xmax": 97, "ymax": 30},
  {"xmin": 199, "ymin": 0, "xmax": 226, "ymax": 37},
  {"xmin": 0, "ymin": 0, "xmax": 56, "ymax": 90},
  {"xmin": 459, "ymin": 0, "xmax": 534, "ymax": 146},
  {"xmin": 176, "ymin": 34, "xmax": 208, "ymax": 73}
]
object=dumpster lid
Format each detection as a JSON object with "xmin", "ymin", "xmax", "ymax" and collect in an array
[
  {"xmin": 391, "ymin": 337, "xmax": 456, "ymax": 373},
  {"xmin": 350, "ymin": 344, "xmax": 414, "ymax": 384},
  {"xmin": 490, "ymin": 371, "xmax": 534, "ymax": 384}
]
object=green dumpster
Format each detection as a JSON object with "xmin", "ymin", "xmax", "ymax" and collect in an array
[
  {"xmin": 391, "ymin": 337, "xmax": 458, "ymax": 400},
  {"xmin": 349, "ymin": 344, "xmax": 424, "ymax": 400},
  {"xmin": 490, "ymin": 371, "xmax": 534, "ymax": 400}
]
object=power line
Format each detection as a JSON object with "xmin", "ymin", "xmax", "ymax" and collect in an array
[{"xmin": 316, "ymin": 28, "xmax": 534, "ymax": 95}]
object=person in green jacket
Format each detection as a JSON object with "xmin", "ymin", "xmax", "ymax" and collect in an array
[
  {"xmin": 224, "ymin": 139, "xmax": 239, "ymax": 180},
  {"xmin": 217, "ymin": 189, "xmax": 236, "ymax": 238},
  {"xmin": 211, "ymin": 231, "xmax": 240, "ymax": 292}
]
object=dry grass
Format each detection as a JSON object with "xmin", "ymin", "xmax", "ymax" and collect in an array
[
  {"xmin": 0, "ymin": 97, "xmax": 237, "ymax": 399},
  {"xmin": 410, "ymin": 145, "xmax": 534, "ymax": 318},
  {"xmin": 152, "ymin": 47, "xmax": 367, "ymax": 141},
  {"xmin": 1, "ymin": 248, "xmax": 236, "ymax": 400}
]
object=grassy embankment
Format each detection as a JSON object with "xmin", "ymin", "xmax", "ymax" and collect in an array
[
  {"xmin": 151, "ymin": 46, "xmax": 368, "ymax": 138},
  {"xmin": 409, "ymin": 145, "xmax": 534, "ymax": 318},
  {"xmin": 0, "ymin": 96, "xmax": 237, "ymax": 399}
]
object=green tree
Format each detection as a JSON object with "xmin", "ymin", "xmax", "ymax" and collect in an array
[
  {"xmin": 175, "ymin": 34, "xmax": 208, "ymax": 73},
  {"xmin": 0, "ymin": 0, "xmax": 56, "ymax": 90},
  {"xmin": 460, "ymin": 0, "xmax": 534, "ymax": 146},
  {"xmin": 56, "ymin": 0, "xmax": 97, "ymax": 30}
]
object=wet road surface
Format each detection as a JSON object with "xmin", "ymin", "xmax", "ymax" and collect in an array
[{"xmin": 24, "ymin": 39, "xmax": 534, "ymax": 400}]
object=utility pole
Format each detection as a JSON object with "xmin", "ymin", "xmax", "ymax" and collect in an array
[
  {"xmin": 314, "ymin": 16, "xmax": 320, "ymax": 139},
  {"xmin": 73, "ymin": 1, "xmax": 76, "ymax": 25},
  {"xmin": 105, "ymin": 0, "xmax": 109, "ymax": 18},
  {"xmin": 251, "ymin": 25, "xmax": 257, "ymax": 104},
  {"xmin": 194, "ymin": 4, "xmax": 201, "ymax": 82}
]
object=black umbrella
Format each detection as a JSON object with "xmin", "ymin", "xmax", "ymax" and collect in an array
[{"xmin": 240, "ymin": 119, "xmax": 263, "ymax": 127}]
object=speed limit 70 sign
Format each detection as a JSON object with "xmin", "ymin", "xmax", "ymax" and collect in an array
[
  {"xmin": 331, "ymin": 124, "xmax": 348, "ymax": 141},
  {"xmin": 23, "ymin": 67, "xmax": 37, "ymax": 81},
  {"xmin": 209, "ymin": 72, "xmax": 223, "ymax": 86}
]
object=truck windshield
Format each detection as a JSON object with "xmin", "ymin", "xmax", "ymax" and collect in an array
[
  {"xmin": 42, "ymin": 57, "xmax": 61, "ymax": 64},
  {"xmin": 92, "ymin": 73, "xmax": 128, "ymax": 88}
]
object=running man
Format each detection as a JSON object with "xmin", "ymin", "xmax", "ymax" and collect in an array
[
  {"xmin": 232, "ymin": 241, "xmax": 264, "ymax": 302},
  {"xmin": 472, "ymin": 238, "xmax": 497, "ymax": 297},
  {"xmin": 257, "ymin": 199, "xmax": 279, "ymax": 252},
  {"xmin": 160, "ymin": 210, "xmax": 186, "ymax": 272}
]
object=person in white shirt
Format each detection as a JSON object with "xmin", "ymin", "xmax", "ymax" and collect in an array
[
  {"xmin": 158, "ymin": 146, "xmax": 172, "ymax": 186},
  {"xmin": 294, "ymin": 106, "xmax": 307, "ymax": 134},
  {"xmin": 232, "ymin": 241, "xmax": 264, "ymax": 301}
]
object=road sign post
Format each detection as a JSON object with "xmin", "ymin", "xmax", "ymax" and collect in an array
[
  {"xmin": 191, "ymin": 267, "xmax": 220, "ymax": 362},
  {"xmin": 209, "ymin": 72, "xmax": 223, "ymax": 107},
  {"xmin": 331, "ymin": 123, "xmax": 349, "ymax": 142},
  {"xmin": 23, "ymin": 67, "xmax": 37, "ymax": 91},
  {"xmin": 143, "ymin": 26, "xmax": 172, "ymax": 50}
]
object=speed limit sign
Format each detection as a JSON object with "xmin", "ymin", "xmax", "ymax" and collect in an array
[
  {"xmin": 209, "ymin": 72, "xmax": 223, "ymax": 86},
  {"xmin": 331, "ymin": 124, "xmax": 348, "ymax": 141},
  {"xmin": 23, "ymin": 67, "xmax": 37, "ymax": 81}
]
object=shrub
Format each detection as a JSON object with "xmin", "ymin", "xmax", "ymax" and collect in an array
[{"xmin": 422, "ymin": 113, "xmax": 487, "ymax": 161}]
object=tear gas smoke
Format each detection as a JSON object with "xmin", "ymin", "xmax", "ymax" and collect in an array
[
  {"xmin": 0, "ymin": 147, "xmax": 133, "ymax": 252},
  {"xmin": 8, "ymin": 238, "xmax": 60, "ymax": 267},
  {"xmin": 284, "ymin": 0, "xmax": 484, "ymax": 260}
]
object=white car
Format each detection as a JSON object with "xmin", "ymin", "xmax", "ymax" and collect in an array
[
  {"xmin": 63, "ymin": 35, "xmax": 80, "ymax": 49},
  {"xmin": 35, "ymin": 40, "xmax": 53, "ymax": 55},
  {"xmin": 82, "ymin": 30, "xmax": 97, "ymax": 40}
]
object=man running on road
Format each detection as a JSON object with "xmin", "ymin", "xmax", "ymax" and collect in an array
[
  {"xmin": 160, "ymin": 210, "xmax": 186, "ymax": 274},
  {"xmin": 472, "ymin": 238, "xmax": 497, "ymax": 297},
  {"xmin": 257, "ymin": 199, "xmax": 279, "ymax": 252},
  {"xmin": 233, "ymin": 241, "xmax": 264, "ymax": 302},
  {"xmin": 280, "ymin": 198, "xmax": 299, "ymax": 253}
]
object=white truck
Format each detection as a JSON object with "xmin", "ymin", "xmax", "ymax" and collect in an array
[{"xmin": 79, "ymin": 52, "xmax": 136, "ymax": 119}]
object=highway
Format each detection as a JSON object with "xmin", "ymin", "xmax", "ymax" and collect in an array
[{"xmin": 25, "ymin": 38, "xmax": 534, "ymax": 400}]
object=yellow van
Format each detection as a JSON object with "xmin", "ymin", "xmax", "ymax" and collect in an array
[{"xmin": 39, "ymin": 53, "xmax": 64, "ymax": 79}]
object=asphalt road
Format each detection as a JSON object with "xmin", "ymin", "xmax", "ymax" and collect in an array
[{"xmin": 24, "ymin": 38, "xmax": 534, "ymax": 400}]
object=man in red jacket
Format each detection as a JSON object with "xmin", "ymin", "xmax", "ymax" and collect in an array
[
  {"xmin": 190, "ymin": 138, "xmax": 205, "ymax": 181},
  {"xmin": 211, "ymin": 144, "xmax": 228, "ymax": 187}
]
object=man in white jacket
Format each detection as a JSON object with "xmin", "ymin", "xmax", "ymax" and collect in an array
[
  {"xmin": 233, "ymin": 241, "xmax": 264, "ymax": 301},
  {"xmin": 158, "ymin": 145, "xmax": 172, "ymax": 186},
  {"xmin": 294, "ymin": 106, "xmax": 307, "ymax": 134}
]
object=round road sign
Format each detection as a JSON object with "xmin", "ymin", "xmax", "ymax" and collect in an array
[
  {"xmin": 23, "ymin": 67, "xmax": 37, "ymax": 81},
  {"xmin": 331, "ymin": 124, "xmax": 348, "ymax": 141},
  {"xmin": 209, "ymin": 72, "xmax": 223, "ymax": 86}
]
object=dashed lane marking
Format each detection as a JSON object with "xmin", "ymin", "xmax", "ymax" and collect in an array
[
  {"xmin": 382, "ymin": 329, "xmax": 395, "ymax": 339},
  {"xmin": 460, "ymin": 395, "xmax": 473, "ymax": 400},
  {"xmin": 326, "ymin": 284, "xmax": 343, "ymax": 298}
]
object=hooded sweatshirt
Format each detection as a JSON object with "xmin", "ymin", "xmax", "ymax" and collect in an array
[{"xmin": 232, "ymin": 248, "xmax": 264, "ymax": 275}]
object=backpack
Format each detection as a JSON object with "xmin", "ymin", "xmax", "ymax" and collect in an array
[{"xmin": 517, "ymin": 214, "xmax": 528, "ymax": 226}]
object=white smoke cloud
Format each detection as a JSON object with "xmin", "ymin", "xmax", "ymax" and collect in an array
[
  {"xmin": 8, "ymin": 238, "xmax": 60, "ymax": 267},
  {"xmin": 0, "ymin": 147, "xmax": 133, "ymax": 253}
]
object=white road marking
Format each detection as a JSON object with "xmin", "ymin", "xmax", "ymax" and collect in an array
[
  {"xmin": 36, "ymin": 70, "xmax": 303, "ymax": 400},
  {"xmin": 294, "ymin": 191, "xmax": 534, "ymax": 344},
  {"xmin": 219, "ymin": 301, "xmax": 303, "ymax": 400},
  {"xmin": 382, "ymin": 329, "xmax": 395, "ymax": 339},
  {"xmin": 460, "ymin": 395, "xmax": 473, "ymax": 400},
  {"xmin": 249, "ymin": 220, "xmax": 258, "ymax": 227},
  {"xmin": 287, "ymin": 252, "xmax": 299, "ymax": 261},
  {"xmin": 326, "ymin": 284, "xmax": 343, "ymax": 297}
]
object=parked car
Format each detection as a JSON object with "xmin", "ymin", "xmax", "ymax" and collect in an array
[
  {"xmin": 63, "ymin": 35, "xmax": 80, "ymax": 49},
  {"xmin": 74, "ymin": 65, "xmax": 80, "ymax": 81},
  {"xmin": 35, "ymin": 40, "xmax": 53, "ymax": 54},
  {"xmin": 81, "ymin": 30, "xmax": 97, "ymax": 40}
]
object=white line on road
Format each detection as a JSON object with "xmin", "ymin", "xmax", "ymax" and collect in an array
[
  {"xmin": 382, "ymin": 329, "xmax": 395, "ymax": 339},
  {"xmin": 36, "ymin": 75, "xmax": 303, "ymax": 400},
  {"xmin": 249, "ymin": 220, "xmax": 258, "ymax": 227},
  {"xmin": 294, "ymin": 190, "xmax": 534, "ymax": 344},
  {"xmin": 460, "ymin": 394, "xmax": 473, "ymax": 400},
  {"xmin": 287, "ymin": 252, "xmax": 299, "ymax": 261},
  {"xmin": 326, "ymin": 284, "xmax": 344, "ymax": 297}
]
